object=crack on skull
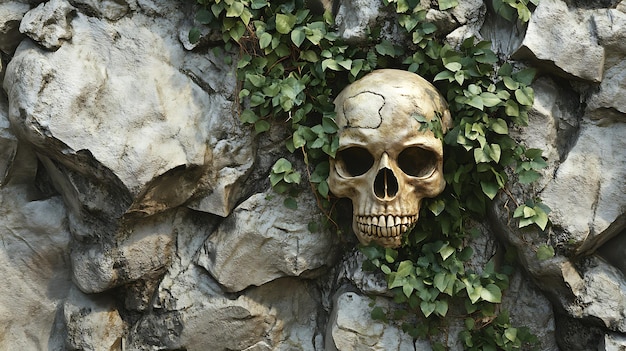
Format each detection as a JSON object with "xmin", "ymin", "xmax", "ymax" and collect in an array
[{"xmin": 342, "ymin": 91, "xmax": 385, "ymax": 129}]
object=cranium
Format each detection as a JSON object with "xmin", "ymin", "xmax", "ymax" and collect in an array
[{"xmin": 329, "ymin": 69, "xmax": 452, "ymax": 248}]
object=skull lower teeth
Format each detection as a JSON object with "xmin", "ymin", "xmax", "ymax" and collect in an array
[{"xmin": 356, "ymin": 215, "xmax": 417, "ymax": 238}]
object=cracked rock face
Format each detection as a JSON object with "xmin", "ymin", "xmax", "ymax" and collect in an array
[{"xmin": 0, "ymin": 0, "xmax": 625, "ymax": 350}]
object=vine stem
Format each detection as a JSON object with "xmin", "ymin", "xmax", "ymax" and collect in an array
[{"xmin": 301, "ymin": 146, "xmax": 339, "ymax": 230}]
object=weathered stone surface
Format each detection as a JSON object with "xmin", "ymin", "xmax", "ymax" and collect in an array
[
  {"xmin": 1, "ymin": 0, "xmax": 626, "ymax": 349},
  {"xmin": 514, "ymin": 0, "xmax": 605, "ymax": 82},
  {"xmin": 0, "ymin": 1, "xmax": 30, "ymax": 54},
  {"xmin": 593, "ymin": 6, "xmax": 626, "ymax": 68},
  {"xmin": 575, "ymin": 256, "xmax": 626, "ymax": 332},
  {"xmin": 69, "ymin": 0, "xmax": 130, "ymax": 20},
  {"xmin": 144, "ymin": 263, "xmax": 324, "ymax": 350},
  {"xmin": 503, "ymin": 272, "xmax": 559, "ymax": 350},
  {"xmin": 335, "ymin": 0, "xmax": 384, "ymax": 41},
  {"xmin": 0, "ymin": 185, "xmax": 71, "ymax": 350},
  {"xmin": 20, "ymin": 0, "xmax": 76, "ymax": 50},
  {"xmin": 325, "ymin": 291, "xmax": 414, "ymax": 351},
  {"xmin": 63, "ymin": 286, "xmax": 126, "ymax": 350},
  {"xmin": 198, "ymin": 189, "xmax": 339, "ymax": 292},
  {"xmin": 540, "ymin": 119, "xmax": 626, "ymax": 255},
  {"xmin": 586, "ymin": 60, "xmax": 626, "ymax": 122},
  {"xmin": 600, "ymin": 332, "xmax": 626, "ymax": 351},
  {"xmin": 5, "ymin": 11, "xmax": 253, "ymax": 217},
  {"xmin": 0, "ymin": 97, "xmax": 17, "ymax": 185}
]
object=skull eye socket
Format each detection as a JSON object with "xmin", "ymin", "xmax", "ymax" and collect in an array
[
  {"xmin": 398, "ymin": 146, "xmax": 438, "ymax": 177},
  {"xmin": 335, "ymin": 147, "xmax": 374, "ymax": 177}
]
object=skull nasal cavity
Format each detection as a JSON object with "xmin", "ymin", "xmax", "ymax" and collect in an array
[{"xmin": 374, "ymin": 168, "xmax": 399, "ymax": 199}]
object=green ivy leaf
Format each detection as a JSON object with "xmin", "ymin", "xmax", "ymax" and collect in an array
[
  {"xmin": 515, "ymin": 86, "xmax": 534, "ymax": 106},
  {"xmin": 504, "ymin": 327, "xmax": 518, "ymax": 342},
  {"xmin": 259, "ymin": 32, "xmax": 272, "ymax": 49},
  {"xmin": 420, "ymin": 301, "xmax": 436, "ymax": 317},
  {"xmin": 371, "ymin": 306, "xmax": 387, "ymax": 321},
  {"xmin": 275, "ymin": 13, "xmax": 296, "ymax": 34},
  {"xmin": 536, "ymin": 244, "xmax": 555, "ymax": 260},
  {"xmin": 291, "ymin": 27, "xmax": 306, "ymax": 47},
  {"xmin": 490, "ymin": 119, "xmax": 508, "ymax": 134},
  {"xmin": 317, "ymin": 180, "xmax": 329, "ymax": 198},
  {"xmin": 518, "ymin": 169, "xmax": 541, "ymax": 184},
  {"xmin": 283, "ymin": 197, "xmax": 298, "ymax": 209},
  {"xmin": 435, "ymin": 300, "xmax": 449, "ymax": 317},
  {"xmin": 480, "ymin": 92, "xmax": 502, "ymax": 107},
  {"xmin": 375, "ymin": 40, "xmax": 397, "ymax": 56},
  {"xmin": 439, "ymin": 0, "xmax": 459, "ymax": 11},
  {"xmin": 481, "ymin": 181, "xmax": 499, "ymax": 200},
  {"xmin": 196, "ymin": 8, "xmax": 212, "ymax": 24},
  {"xmin": 225, "ymin": 1, "xmax": 244, "ymax": 17},
  {"xmin": 240, "ymin": 109, "xmax": 258, "ymax": 124},
  {"xmin": 272, "ymin": 158, "xmax": 293, "ymax": 173},
  {"xmin": 189, "ymin": 27, "xmax": 201, "ymax": 44},
  {"xmin": 480, "ymin": 283, "xmax": 502, "ymax": 303},
  {"xmin": 439, "ymin": 244, "xmax": 455, "ymax": 261}
]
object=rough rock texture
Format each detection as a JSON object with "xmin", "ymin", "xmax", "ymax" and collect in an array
[
  {"xmin": 513, "ymin": 0, "xmax": 605, "ymax": 82},
  {"xmin": 0, "ymin": 0, "xmax": 625, "ymax": 350}
]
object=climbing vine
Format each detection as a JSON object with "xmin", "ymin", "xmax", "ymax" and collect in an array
[{"xmin": 189, "ymin": 0, "xmax": 544, "ymax": 349}]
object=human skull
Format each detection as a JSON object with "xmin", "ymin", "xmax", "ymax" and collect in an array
[{"xmin": 329, "ymin": 69, "xmax": 452, "ymax": 248}]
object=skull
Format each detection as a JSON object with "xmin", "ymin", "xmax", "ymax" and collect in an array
[{"xmin": 329, "ymin": 69, "xmax": 452, "ymax": 248}]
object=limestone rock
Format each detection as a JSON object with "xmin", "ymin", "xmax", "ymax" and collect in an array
[
  {"xmin": 0, "ymin": 1, "xmax": 30, "ymax": 54},
  {"xmin": 593, "ymin": 7, "xmax": 626, "ymax": 68},
  {"xmin": 334, "ymin": 249, "xmax": 390, "ymax": 296},
  {"xmin": 514, "ymin": 0, "xmax": 605, "ymax": 82},
  {"xmin": 540, "ymin": 119, "xmax": 626, "ymax": 255},
  {"xmin": 5, "ymin": 11, "xmax": 254, "ymax": 217},
  {"xmin": 20, "ymin": 0, "xmax": 76, "ymax": 50},
  {"xmin": 600, "ymin": 332, "xmax": 626, "ymax": 351},
  {"xmin": 140, "ymin": 264, "xmax": 323, "ymax": 350},
  {"xmin": 197, "ymin": 189, "xmax": 340, "ymax": 292},
  {"xmin": 0, "ymin": 185, "xmax": 71, "ymax": 350},
  {"xmin": 503, "ymin": 272, "xmax": 559, "ymax": 350},
  {"xmin": 63, "ymin": 286, "xmax": 126, "ymax": 350},
  {"xmin": 334, "ymin": 0, "xmax": 384, "ymax": 42},
  {"xmin": 69, "ymin": 0, "xmax": 130, "ymax": 20},
  {"xmin": 0, "ymin": 97, "xmax": 17, "ymax": 186},
  {"xmin": 575, "ymin": 256, "xmax": 626, "ymax": 332},
  {"xmin": 325, "ymin": 291, "xmax": 414, "ymax": 351},
  {"xmin": 586, "ymin": 60, "xmax": 626, "ymax": 122}
]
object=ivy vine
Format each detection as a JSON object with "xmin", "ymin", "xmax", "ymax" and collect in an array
[{"xmin": 189, "ymin": 0, "xmax": 546, "ymax": 349}]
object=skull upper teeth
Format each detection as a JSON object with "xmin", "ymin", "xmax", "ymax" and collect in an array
[{"xmin": 356, "ymin": 215, "xmax": 417, "ymax": 238}]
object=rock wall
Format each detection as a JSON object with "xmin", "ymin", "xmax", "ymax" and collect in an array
[{"xmin": 0, "ymin": 0, "xmax": 624, "ymax": 350}]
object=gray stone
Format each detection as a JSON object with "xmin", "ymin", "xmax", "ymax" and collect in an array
[
  {"xmin": 0, "ymin": 185, "xmax": 71, "ymax": 350},
  {"xmin": 503, "ymin": 272, "xmax": 559, "ymax": 351},
  {"xmin": 576, "ymin": 256, "xmax": 626, "ymax": 332},
  {"xmin": 5, "ymin": 12, "xmax": 254, "ymax": 217},
  {"xmin": 593, "ymin": 7, "xmax": 626, "ymax": 69},
  {"xmin": 514, "ymin": 0, "xmax": 605, "ymax": 82},
  {"xmin": 145, "ymin": 265, "xmax": 323, "ymax": 350},
  {"xmin": 334, "ymin": 249, "xmax": 390, "ymax": 296},
  {"xmin": 586, "ymin": 60, "xmax": 626, "ymax": 122},
  {"xmin": 0, "ymin": 1, "xmax": 30, "ymax": 54},
  {"xmin": 20, "ymin": 0, "xmax": 76, "ymax": 50},
  {"xmin": 63, "ymin": 286, "xmax": 126, "ymax": 350},
  {"xmin": 335, "ymin": 0, "xmax": 384, "ymax": 42},
  {"xmin": 0, "ymin": 97, "xmax": 17, "ymax": 186},
  {"xmin": 325, "ymin": 291, "xmax": 414, "ymax": 351},
  {"xmin": 69, "ymin": 0, "xmax": 130, "ymax": 20},
  {"xmin": 540, "ymin": 119, "xmax": 626, "ymax": 255},
  {"xmin": 600, "ymin": 332, "xmax": 626, "ymax": 351},
  {"xmin": 197, "ymin": 189, "xmax": 339, "ymax": 292}
]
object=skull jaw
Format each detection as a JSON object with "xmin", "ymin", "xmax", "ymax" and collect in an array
[{"xmin": 351, "ymin": 215, "xmax": 417, "ymax": 248}]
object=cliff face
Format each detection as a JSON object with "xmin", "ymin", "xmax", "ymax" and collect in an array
[{"xmin": 0, "ymin": 0, "xmax": 624, "ymax": 350}]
